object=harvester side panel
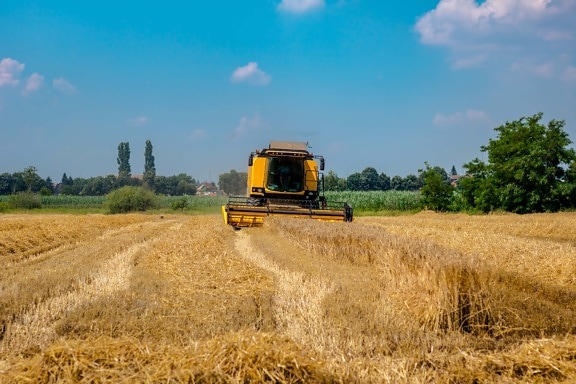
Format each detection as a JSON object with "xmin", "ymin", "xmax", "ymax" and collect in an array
[
  {"xmin": 303, "ymin": 158, "xmax": 319, "ymax": 192},
  {"xmin": 248, "ymin": 156, "xmax": 267, "ymax": 196}
]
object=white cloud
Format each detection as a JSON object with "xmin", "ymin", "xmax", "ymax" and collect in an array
[
  {"xmin": 24, "ymin": 73, "xmax": 44, "ymax": 94},
  {"xmin": 233, "ymin": 112, "xmax": 264, "ymax": 138},
  {"xmin": 0, "ymin": 58, "xmax": 25, "ymax": 87},
  {"xmin": 52, "ymin": 76, "xmax": 77, "ymax": 94},
  {"xmin": 230, "ymin": 62, "xmax": 271, "ymax": 85},
  {"xmin": 127, "ymin": 116, "xmax": 149, "ymax": 126},
  {"xmin": 277, "ymin": 0, "xmax": 325, "ymax": 13},
  {"xmin": 416, "ymin": 0, "xmax": 558, "ymax": 46},
  {"xmin": 415, "ymin": 0, "xmax": 576, "ymax": 72},
  {"xmin": 433, "ymin": 109, "xmax": 489, "ymax": 127}
]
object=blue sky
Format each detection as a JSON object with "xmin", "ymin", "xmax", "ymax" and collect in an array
[{"xmin": 1, "ymin": 0, "xmax": 575, "ymax": 183}]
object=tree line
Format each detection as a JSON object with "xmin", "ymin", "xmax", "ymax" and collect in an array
[
  {"xmin": 1, "ymin": 140, "xmax": 198, "ymax": 196},
  {"xmin": 3, "ymin": 113, "xmax": 576, "ymax": 214}
]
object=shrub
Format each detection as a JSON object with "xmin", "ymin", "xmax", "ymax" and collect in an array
[
  {"xmin": 39, "ymin": 186, "xmax": 53, "ymax": 196},
  {"xmin": 170, "ymin": 196, "xmax": 189, "ymax": 211},
  {"xmin": 0, "ymin": 201, "xmax": 9, "ymax": 212},
  {"xmin": 104, "ymin": 186, "xmax": 157, "ymax": 214},
  {"xmin": 8, "ymin": 192, "xmax": 42, "ymax": 209}
]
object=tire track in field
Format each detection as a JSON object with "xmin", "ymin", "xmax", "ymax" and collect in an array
[
  {"xmin": 0, "ymin": 219, "xmax": 182, "ymax": 355},
  {"xmin": 234, "ymin": 231, "xmax": 335, "ymax": 354}
]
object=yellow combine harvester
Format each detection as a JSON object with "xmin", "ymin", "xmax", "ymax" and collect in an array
[{"xmin": 222, "ymin": 141, "xmax": 353, "ymax": 228}]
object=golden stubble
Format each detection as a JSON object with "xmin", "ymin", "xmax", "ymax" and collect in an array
[{"xmin": 1, "ymin": 212, "xmax": 575, "ymax": 383}]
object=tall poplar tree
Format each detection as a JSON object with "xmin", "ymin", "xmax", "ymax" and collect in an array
[
  {"xmin": 117, "ymin": 142, "xmax": 131, "ymax": 181},
  {"xmin": 143, "ymin": 139, "xmax": 156, "ymax": 188}
]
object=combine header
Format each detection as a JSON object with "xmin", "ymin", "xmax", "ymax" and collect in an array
[{"xmin": 222, "ymin": 141, "xmax": 353, "ymax": 228}]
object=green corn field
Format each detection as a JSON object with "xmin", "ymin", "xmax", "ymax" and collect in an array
[
  {"xmin": 325, "ymin": 190, "xmax": 421, "ymax": 212},
  {"xmin": 1, "ymin": 191, "xmax": 420, "ymax": 213}
]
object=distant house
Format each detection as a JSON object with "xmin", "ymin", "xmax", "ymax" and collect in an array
[
  {"xmin": 197, "ymin": 181, "xmax": 222, "ymax": 196},
  {"xmin": 450, "ymin": 175, "xmax": 463, "ymax": 187}
]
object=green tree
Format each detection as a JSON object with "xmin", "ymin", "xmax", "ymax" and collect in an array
[
  {"xmin": 419, "ymin": 162, "xmax": 454, "ymax": 211},
  {"xmin": 81, "ymin": 175, "xmax": 116, "ymax": 196},
  {"xmin": 219, "ymin": 170, "xmax": 247, "ymax": 195},
  {"xmin": 0, "ymin": 173, "xmax": 14, "ymax": 195},
  {"xmin": 460, "ymin": 158, "xmax": 496, "ymax": 212},
  {"xmin": 155, "ymin": 174, "xmax": 197, "ymax": 196},
  {"xmin": 42, "ymin": 177, "xmax": 53, "ymax": 195},
  {"xmin": 22, "ymin": 166, "xmax": 40, "ymax": 192},
  {"xmin": 377, "ymin": 172, "xmax": 391, "ymax": 191},
  {"xmin": 390, "ymin": 175, "xmax": 403, "ymax": 190},
  {"xmin": 143, "ymin": 139, "xmax": 156, "ymax": 189},
  {"xmin": 360, "ymin": 167, "xmax": 379, "ymax": 191},
  {"xmin": 10, "ymin": 172, "xmax": 27, "ymax": 193},
  {"xmin": 346, "ymin": 172, "xmax": 362, "ymax": 191},
  {"xmin": 451, "ymin": 165, "xmax": 458, "ymax": 176},
  {"xmin": 117, "ymin": 142, "xmax": 131, "ymax": 183},
  {"xmin": 462, "ymin": 113, "xmax": 576, "ymax": 213},
  {"xmin": 402, "ymin": 174, "xmax": 422, "ymax": 191},
  {"xmin": 323, "ymin": 170, "xmax": 346, "ymax": 191}
]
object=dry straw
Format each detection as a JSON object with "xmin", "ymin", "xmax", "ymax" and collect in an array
[
  {"xmin": 4, "ymin": 332, "xmax": 341, "ymax": 383},
  {"xmin": 1, "ymin": 212, "xmax": 575, "ymax": 383}
]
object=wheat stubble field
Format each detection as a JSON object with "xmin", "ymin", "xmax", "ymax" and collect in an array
[{"xmin": 0, "ymin": 212, "xmax": 575, "ymax": 383}]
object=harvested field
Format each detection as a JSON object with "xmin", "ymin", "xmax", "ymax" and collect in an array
[{"xmin": 1, "ymin": 212, "xmax": 575, "ymax": 383}]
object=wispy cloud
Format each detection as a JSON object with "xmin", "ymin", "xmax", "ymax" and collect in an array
[
  {"xmin": 189, "ymin": 129, "xmax": 207, "ymax": 140},
  {"xmin": 433, "ymin": 109, "xmax": 489, "ymax": 127},
  {"xmin": 52, "ymin": 76, "xmax": 77, "ymax": 94},
  {"xmin": 127, "ymin": 116, "xmax": 149, "ymax": 126},
  {"xmin": 511, "ymin": 60, "xmax": 555, "ymax": 78},
  {"xmin": 0, "ymin": 58, "xmax": 24, "ymax": 87},
  {"xmin": 232, "ymin": 112, "xmax": 264, "ymax": 138},
  {"xmin": 277, "ymin": 0, "xmax": 325, "ymax": 13},
  {"xmin": 230, "ymin": 62, "xmax": 271, "ymax": 85},
  {"xmin": 415, "ymin": 0, "xmax": 576, "ymax": 73},
  {"xmin": 24, "ymin": 73, "xmax": 44, "ymax": 94}
]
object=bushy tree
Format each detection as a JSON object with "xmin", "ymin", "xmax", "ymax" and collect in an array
[
  {"xmin": 21, "ymin": 166, "xmax": 45, "ymax": 192},
  {"xmin": 378, "ymin": 172, "xmax": 391, "ymax": 191},
  {"xmin": 0, "ymin": 173, "xmax": 14, "ymax": 194},
  {"xmin": 323, "ymin": 170, "xmax": 347, "ymax": 191},
  {"xmin": 346, "ymin": 172, "xmax": 362, "ymax": 191},
  {"xmin": 155, "ymin": 174, "xmax": 197, "ymax": 196},
  {"xmin": 219, "ymin": 170, "xmax": 247, "ymax": 195},
  {"xmin": 402, "ymin": 174, "xmax": 422, "ymax": 191},
  {"xmin": 419, "ymin": 162, "xmax": 454, "ymax": 211},
  {"xmin": 390, "ymin": 175, "xmax": 403, "ymax": 190},
  {"xmin": 360, "ymin": 167, "xmax": 379, "ymax": 191},
  {"xmin": 461, "ymin": 113, "xmax": 576, "ymax": 213},
  {"xmin": 81, "ymin": 175, "xmax": 117, "ymax": 195}
]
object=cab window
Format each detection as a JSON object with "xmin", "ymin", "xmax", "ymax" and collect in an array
[{"xmin": 267, "ymin": 157, "xmax": 303, "ymax": 192}]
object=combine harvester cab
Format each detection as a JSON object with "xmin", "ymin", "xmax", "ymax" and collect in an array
[{"xmin": 222, "ymin": 141, "xmax": 353, "ymax": 228}]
